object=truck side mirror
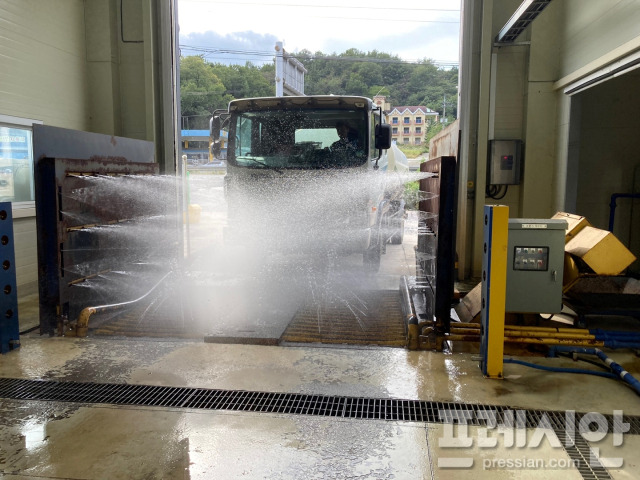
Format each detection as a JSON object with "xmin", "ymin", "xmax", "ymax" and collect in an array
[
  {"xmin": 210, "ymin": 116, "xmax": 221, "ymax": 158},
  {"xmin": 375, "ymin": 124, "xmax": 392, "ymax": 150}
]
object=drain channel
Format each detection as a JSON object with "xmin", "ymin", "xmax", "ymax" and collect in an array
[
  {"xmin": 1, "ymin": 377, "xmax": 636, "ymax": 479},
  {"xmin": 1, "ymin": 377, "xmax": 638, "ymax": 428}
]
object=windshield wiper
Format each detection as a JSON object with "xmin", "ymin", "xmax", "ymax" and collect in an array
[{"xmin": 245, "ymin": 157, "xmax": 284, "ymax": 174}]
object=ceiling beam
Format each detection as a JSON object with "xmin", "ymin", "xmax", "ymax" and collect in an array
[{"xmin": 495, "ymin": 0, "xmax": 553, "ymax": 43}]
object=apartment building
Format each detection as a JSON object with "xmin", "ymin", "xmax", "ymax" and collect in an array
[
  {"xmin": 388, "ymin": 106, "xmax": 439, "ymax": 146},
  {"xmin": 373, "ymin": 95, "xmax": 439, "ymax": 146}
]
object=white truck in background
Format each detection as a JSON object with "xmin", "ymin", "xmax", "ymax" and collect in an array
[{"xmin": 210, "ymin": 95, "xmax": 408, "ymax": 272}]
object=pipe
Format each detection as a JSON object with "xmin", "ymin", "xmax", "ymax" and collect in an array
[
  {"xmin": 503, "ymin": 336, "xmax": 604, "ymax": 346},
  {"xmin": 450, "ymin": 326, "xmax": 595, "ymax": 340},
  {"xmin": 400, "ymin": 276, "xmax": 420, "ymax": 349},
  {"xmin": 609, "ymin": 193, "xmax": 640, "ymax": 232},
  {"xmin": 453, "ymin": 323, "xmax": 640, "ymax": 342},
  {"xmin": 450, "ymin": 327, "xmax": 595, "ymax": 340},
  {"xmin": 445, "ymin": 333, "xmax": 605, "ymax": 347},
  {"xmin": 454, "ymin": 333, "xmax": 640, "ymax": 349},
  {"xmin": 454, "ymin": 322, "xmax": 591, "ymax": 334},
  {"xmin": 72, "ymin": 271, "xmax": 173, "ymax": 337},
  {"xmin": 590, "ymin": 329, "xmax": 640, "ymax": 341}
]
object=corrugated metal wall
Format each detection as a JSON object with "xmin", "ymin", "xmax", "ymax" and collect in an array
[{"xmin": 0, "ymin": 0, "xmax": 89, "ymax": 295}]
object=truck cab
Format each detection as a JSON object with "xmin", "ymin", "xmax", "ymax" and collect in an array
[{"xmin": 211, "ymin": 95, "xmax": 402, "ymax": 272}]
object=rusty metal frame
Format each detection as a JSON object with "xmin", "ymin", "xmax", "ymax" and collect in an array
[{"xmin": 35, "ymin": 156, "xmax": 174, "ymax": 335}]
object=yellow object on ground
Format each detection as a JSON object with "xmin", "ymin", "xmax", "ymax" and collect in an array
[{"xmin": 185, "ymin": 204, "xmax": 202, "ymax": 224}]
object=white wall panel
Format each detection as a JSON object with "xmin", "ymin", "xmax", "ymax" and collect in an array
[
  {"xmin": 575, "ymin": 71, "xmax": 640, "ymax": 255},
  {"xmin": 559, "ymin": 0, "xmax": 640, "ymax": 80},
  {"xmin": 0, "ymin": 0, "xmax": 88, "ymax": 294},
  {"xmin": 0, "ymin": 0, "xmax": 89, "ymax": 130}
]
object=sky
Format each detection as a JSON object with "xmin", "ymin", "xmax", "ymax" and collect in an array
[{"xmin": 177, "ymin": 0, "xmax": 461, "ymax": 67}]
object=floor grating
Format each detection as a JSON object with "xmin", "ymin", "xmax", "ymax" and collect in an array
[
  {"xmin": 1, "ymin": 377, "xmax": 635, "ymax": 479},
  {"xmin": 279, "ymin": 290, "xmax": 407, "ymax": 347}
]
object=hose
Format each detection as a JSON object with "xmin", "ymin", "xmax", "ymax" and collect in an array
[
  {"xmin": 73, "ymin": 270, "xmax": 173, "ymax": 337},
  {"xmin": 548, "ymin": 346, "xmax": 640, "ymax": 396},
  {"xmin": 503, "ymin": 358, "xmax": 619, "ymax": 379},
  {"xmin": 555, "ymin": 352, "xmax": 613, "ymax": 372},
  {"xmin": 594, "ymin": 349, "xmax": 640, "ymax": 396}
]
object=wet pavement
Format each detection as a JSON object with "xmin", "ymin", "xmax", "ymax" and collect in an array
[
  {"xmin": 2, "ymin": 173, "xmax": 640, "ymax": 479},
  {"xmin": 1, "ymin": 337, "xmax": 640, "ymax": 479}
]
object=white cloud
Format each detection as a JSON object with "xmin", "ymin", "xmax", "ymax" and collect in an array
[{"xmin": 178, "ymin": 0, "xmax": 460, "ymax": 65}]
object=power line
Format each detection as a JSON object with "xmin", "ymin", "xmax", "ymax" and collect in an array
[
  {"xmin": 182, "ymin": 15, "xmax": 459, "ymax": 25},
  {"xmin": 180, "ymin": 45, "xmax": 459, "ymax": 68},
  {"xmin": 278, "ymin": 16, "xmax": 459, "ymax": 23}
]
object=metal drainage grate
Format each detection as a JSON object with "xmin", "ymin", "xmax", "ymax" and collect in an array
[
  {"xmin": 1, "ymin": 377, "xmax": 639, "ymax": 428},
  {"xmin": 1, "ymin": 377, "xmax": 637, "ymax": 480}
]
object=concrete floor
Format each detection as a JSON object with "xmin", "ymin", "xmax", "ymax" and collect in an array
[{"xmin": 2, "ymin": 174, "xmax": 640, "ymax": 479}]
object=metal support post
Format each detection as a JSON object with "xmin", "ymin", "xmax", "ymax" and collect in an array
[
  {"xmin": 0, "ymin": 203, "xmax": 19, "ymax": 353},
  {"xmin": 480, "ymin": 205, "xmax": 508, "ymax": 378}
]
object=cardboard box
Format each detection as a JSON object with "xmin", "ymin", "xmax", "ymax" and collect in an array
[
  {"xmin": 453, "ymin": 283, "xmax": 481, "ymax": 323},
  {"xmin": 552, "ymin": 212, "xmax": 590, "ymax": 242},
  {"xmin": 565, "ymin": 226, "xmax": 637, "ymax": 275}
]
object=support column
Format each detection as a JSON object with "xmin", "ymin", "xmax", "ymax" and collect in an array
[{"xmin": 480, "ymin": 204, "xmax": 508, "ymax": 379}]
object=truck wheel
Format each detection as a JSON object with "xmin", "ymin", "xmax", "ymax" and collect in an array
[{"xmin": 390, "ymin": 216, "xmax": 405, "ymax": 244}]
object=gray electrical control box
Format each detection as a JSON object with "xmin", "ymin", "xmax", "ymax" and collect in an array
[
  {"xmin": 489, "ymin": 140, "xmax": 522, "ymax": 185},
  {"xmin": 506, "ymin": 219, "xmax": 567, "ymax": 313}
]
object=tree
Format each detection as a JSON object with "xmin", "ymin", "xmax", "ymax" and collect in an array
[
  {"xmin": 180, "ymin": 56, "xmax": 230, "ymax": 129},
  {"xmin": 345, "ymin": 72, "xmax": 367, "ymax": 96},
  {"xmin": 179, "ymin": 48, "xmax": 460, "ymax": 128}
]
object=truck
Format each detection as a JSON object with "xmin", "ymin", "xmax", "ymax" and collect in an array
[{"xmin": 210, "ymin": 95, "xmax": 408, "ymax": 272}]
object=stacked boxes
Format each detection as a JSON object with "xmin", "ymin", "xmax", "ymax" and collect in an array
[
  {"xmin": 552, "ymin": 212, "xmax": 590, "ymax": 243},
  {"xmin": 554, "ymin": 211, "xmax": 637, "ymax": 278}
]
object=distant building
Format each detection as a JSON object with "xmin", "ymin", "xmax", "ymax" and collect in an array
[
  {"xmin": 373, "ymin": 96, "xmax": 439, "ymax": 146},
  {"xmin": 387, "ymin": 106, "xmax": 439, "ymax": 146},
  {"xmin": 373, "ymin": 95, "xmax": 391, "ymax": 111}
]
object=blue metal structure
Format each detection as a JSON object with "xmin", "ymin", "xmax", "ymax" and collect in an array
[
  {"xmin": 181, "ymin": 130, "xmax": 210, "ymax": 164},
  {"xmin": 181, "ymin": 129, "xmax": 228, "ymax": 163},
  {"xmin": 0, "ymin": 202, "xmax": 19, "ymax": 353}
]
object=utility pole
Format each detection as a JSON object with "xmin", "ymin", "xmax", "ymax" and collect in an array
[
  {"xmin": 442, "ymin": 94, "xmax": 446, "ymax": 123},
  {"xmin": 275, "ymin": 42, "xmax": 284, "ymax": 97}
]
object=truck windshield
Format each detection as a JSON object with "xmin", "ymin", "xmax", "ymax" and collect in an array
[{"xmin": 229, "ymin": 108, "xmax": 368, "ymax": 169}]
